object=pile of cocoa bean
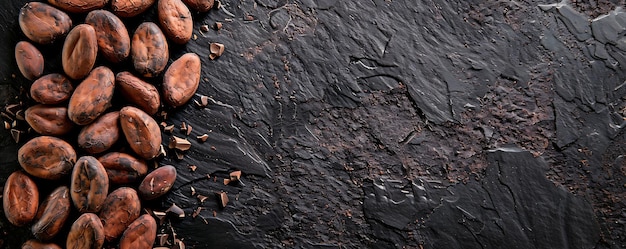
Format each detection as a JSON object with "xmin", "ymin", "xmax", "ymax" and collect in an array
[{"xmin": 5, "ymin": 0, "xmax": 216, "ymax": 248}]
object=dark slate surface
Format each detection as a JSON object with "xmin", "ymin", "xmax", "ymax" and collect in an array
[{"xmin": 1, "ymin": 0, "xmax": 625, "ymax": 248}]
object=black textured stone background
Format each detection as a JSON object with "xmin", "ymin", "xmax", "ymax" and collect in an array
[{"xmin": 1, "ymin": 0, "xmax": 625, "ymax": 248}]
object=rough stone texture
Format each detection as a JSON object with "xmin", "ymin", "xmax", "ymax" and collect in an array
[{"xmin": 0, "ymin": 0, "xmax": 625, "ymax": 248}]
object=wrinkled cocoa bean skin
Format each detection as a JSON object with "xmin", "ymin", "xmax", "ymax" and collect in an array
[
  {"xmin": 67, "ymin": 66, "xmax": 115, "ymax": 125},
  {"xmin": 25, "ymin": 104, "xmax": 74, "ymax": 136},
  {"xmin": 85, "ymin": 10, "xmax": 130, "ymax": 63},
  {"xmin": 182, "ymin": 0, "xmax": 214, "ymax": 12},
  {"xmin": 99, "ymin": 187, "xmax": 141, "ymax": 241},
  {"xmin": 158, "ymin": 0, "xmax": 193, "ymax": 44},
  {"xmin": 119, "ymin": 106, "xmax": 161, "ymax": 160},
  {"xmin": 15, "ymin": 41, "xmax": 44, "ymax": 80},
  {"xmin": 77, "ymin": 111, "xmax": 120, "ymax": 154},
  {"xmin": 48, "ymin": 0, "xmax": 109, "ymax": 13},
  {"xmin": 18, "ymin": 136, "xmax": 77, "ymax": 180},
  {"xmin": 62, "ymin": 24, "xmax": 98, "ymax": 80},
  {"xmin": 21, "ymin": 240, "xmax": 62, "ymax": 249},
  {"xmin": 66, "ymin": 213, "xmax": 104, "ymax": 249},
  {"xmin": 19, "ymin": 2, "xmax": 72, "ymax": 44},
  {"xmin": 131, "ymin": 22, "xmax": 169, "ymax": 77},
  {"xmin": 71, "ymin": 156, "xmax": 109, "ymax": 213},
  {"xmin": 32, "ymin": 186, "xmax": 70, "ymax": 241},
  {"xmin": 3, "ymin": 171, "xmax": 39, "ymax": 227},
  {"xmin": 119, "ymin": 214, "xmax": 157, "ymax": 249},
  {"xmin": 116, "ymin": 71, "xmax": 160, "ymax": 115},
  {"xmin": 111, "ymin": 0, "xmax": 155, "ymax": 18},
  {"xmin": 30, "ymin": 73, "xmax": 73, "ymax": 105},
  {"xmin": 138, "ymin": 165, "xmax": 177, "ymax": 200},
  {"xmin": 162, "ymin": 53, "xmax": 201, "ymax": 107},
  {"xmin": 98, "ymin": 152, "xmax": 148, "ymax": 184}
]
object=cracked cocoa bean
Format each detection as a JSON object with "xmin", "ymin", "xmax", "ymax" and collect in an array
[
  {"xmin": 19, "ymin": 2, "xmax": 72, "ymax": 44},
  {"xmin": 3, "ymin": 171, "xmax": 39, "ymax": 227},
  {"xmin": 18, "ymin": 136, "xmax": 76, "ymax": 180}
]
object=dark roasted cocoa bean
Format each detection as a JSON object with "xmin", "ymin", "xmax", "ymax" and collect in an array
[
  {"xmin": 138, "ymin": 165, "xmax": 176, "ymax": 200},
  {"xmin": 25, "ymin": 104, "xmax": 74, "ymax": 136}
]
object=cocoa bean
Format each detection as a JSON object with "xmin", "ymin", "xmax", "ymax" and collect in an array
[
  {"xmin": 116, "ymin": 71, "xmax": 160, "ymax": 115},
  {"xmin": 29, "ymin": 74, "xmax": 73, "ymax": 105},
  {"xmin": 138, "ymin": 165, "xmax": 176, "ymax": 200},
  {"xmin": 111, "ymin": 0, "xmax": 156, "ymax": 17},
  {"xmin": 19, "ymin": 2, "xmax": 72, "ymax": 44},
  {"xmin": 131, "ymin": 22, "xmax": 169, "ymax": 77},
  {"xmin": 77, "ymin": 111, "xmax": 120, "ymax": 154},
  {"xmin": 119, "ymin": 214, "xmax": 157, "ymax": 249},
  {"xmin": 99, "ymin": 187, "xmax": 141, "ymax": 241},
  {"xmin": 71, "ymin": 156, "xmax": 109, "ymax": 213},
  {"xmin": 67, "ymin": 66, "xmax": 115, "ymax": 125},
  {"xmin": 15, "ymin": 41, "xmax": 44, "ymax": 80},
  {"xmin": 18, "ymin": 136, "xmax": 76, "ymax": 180},
  {"xmin": 25, "ymin": 104, "xmax": 74, "ymax": 136},
  {"xmin": 85, "ymin": 10, "xmax": 130, "ymax": 63},
  {"xmin": 62, "ymin": 24, "xmax": 98, "ymax": 80},
  {"xmin": 158, "ymin": 0, "xmax": 193, "ymax": 44},
  {"xmin": 66, "ymin": 213, "xmax": 104, "ymax": 249},
  {"xmin": 31, "ymin": 186, "xmax": 70, "ymax": 241},
  {"xmin": 98, "ymin": 152, "xmax": 148, "ymax": 184},
  {"xmin": 119, "ymin": 106, "xmax": 161, "ymax": 160},
  {"xmin": 3, "ymin": 171, "xmax": 39, "ymax": 227},
  {"xmin": 162, "ymin": 53, "xmax": 201, "ymax": 107}
]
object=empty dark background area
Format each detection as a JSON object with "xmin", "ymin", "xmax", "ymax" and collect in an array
[{"xmin": 1, "ymin": 0, "xmax": 626, "ymax": 248}]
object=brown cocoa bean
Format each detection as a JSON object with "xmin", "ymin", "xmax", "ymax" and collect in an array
[
  {"xmin": 116, "ymin": 71, "xmax": 160, "ymax": 115},
  {"xmin": 111, "ymin": 0, "xmax": 155, "ymax": 17},
  {"xmin": 66, "ymin": 213, "xmax": 104, "ymax": 249},
  {"xmin": 119, "ymin": 106, "xmax": 161, "ymax": 160},
  {"xmin": 182, "ymin": 0, "xmax": 214, "ymax": 12},
  {"xmin": 71, "ymin": 156, "xmax": 109, "ymax": 213},
  {"xmin": 21, "ymin": 240, "xmax": 62, "ymax": 249},
  {"xmin": 19, "ymin": 2, "xmax": 72, "ymax": 44},
  {"xmin": 138, "ymin": 165, "xmax": 176, "ymax": 200},
  {"xmin": 25, "ymin": 104, "xmax": 74, "ymax": 136},
  {"xmin": 85, "ymin": 10, "xmax": 130, "ymax": 63},
  {"xmin": 62, "ymin": 24, "xmax": 98, "ymax": 80},
  {"xmin": 158, "ymin": 0, "xmax": 193, "ymax": 44},
  {"xmin": 98, "ymin": 152, "xmax": 148, "ymax": 184},
  {"xmin": 48, "ymin": 0, "xmax": 108, "ymax": 13},
  {"xmin": 119, "ymin": 214, "xmax": 157, "ymax": 249},
  {"xmin": 32, "ymin": 186, "xmax": 70, "ymax": 241},
  {"xmin": 67, "ymin": 66, "xmax": 115, "ymax": 125},
  {"xmin": 3, "ymin": 171, "xmax": 39, "ymax": 227},
  {"xmin": 30, "ymin": 74, "xmax": 73, "ymax": 105},
  {"xmin": 18, "ymin": 136, "xmax": 76, "ymax": 180},
  {"xmin": 131, "ymin": 22, "xmax": 169, "ymax": 77},
  {"xmin": 77, "ymin": 111, "xmax": 120, "ymax": 154},
  {"xmin": 163, "ymin": 53, "xmax": 201, "ymax": 107},
  {"xmin": 15, "ymin": 41, "xmax": 44, "ymax": 80},
  {"xmin": 99, "ymin": 187, "xmax": 141, "ymax": 241}
]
